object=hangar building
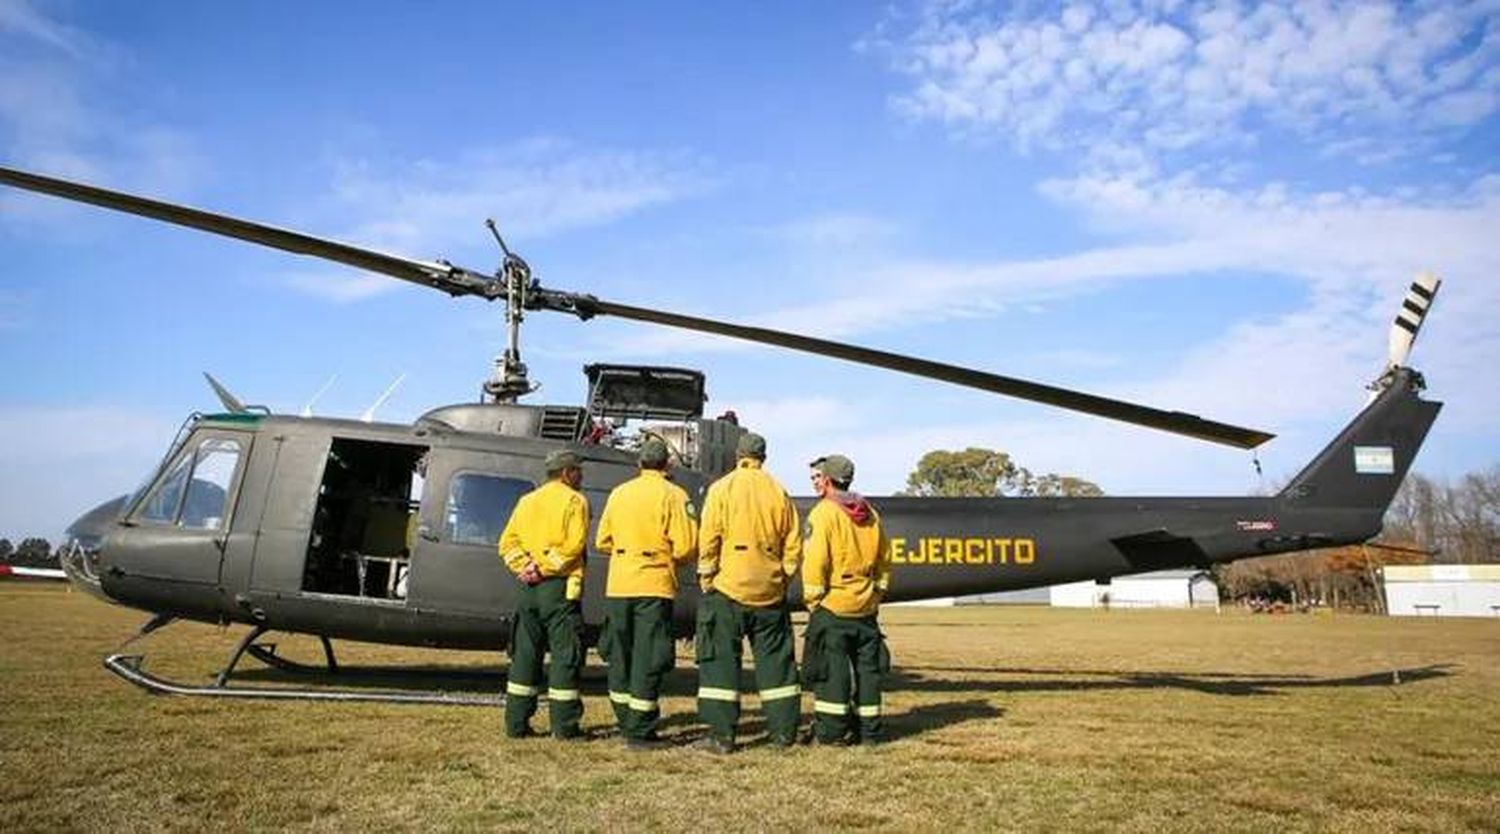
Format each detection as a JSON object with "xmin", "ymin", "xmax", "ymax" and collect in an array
[
  {"xmin": 1383, "ymin": 564, "xmax": 1500, "ymax": 618},
  {"xmin": 1048, "ymin": 570, "xmax": 1219, "ymax": 609}
]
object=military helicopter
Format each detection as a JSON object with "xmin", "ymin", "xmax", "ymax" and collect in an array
[{"xmin": 1, "ymin": 166, "xmax": 1442, "ymax": 705}]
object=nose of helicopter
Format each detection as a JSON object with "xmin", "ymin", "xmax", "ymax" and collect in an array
[{"xmin": 60, "ymin": 495, "xmax": 129, "ymax": 604}]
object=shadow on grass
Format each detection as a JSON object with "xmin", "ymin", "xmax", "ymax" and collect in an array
[{"xmin": 889, "ymin": 663, "xmax": 1457, "ymax": 697}]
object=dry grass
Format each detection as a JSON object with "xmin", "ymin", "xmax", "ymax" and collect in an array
[{"xmin": 1, "ymin": 584, "xmax": 1497, "ymax": 832}]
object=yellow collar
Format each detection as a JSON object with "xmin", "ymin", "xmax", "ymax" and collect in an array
[{"xmin": 736, "ymin": 458, "xmax": 763, "ymax": 470}]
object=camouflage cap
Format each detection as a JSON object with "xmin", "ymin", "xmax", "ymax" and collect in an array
[
  {"xmin": 810, "ymin": 454, "xmax": 855, "ymax": 486},
  {"xmin": 544, "ymin": 449, "xmax": 582, "ymax": 475},
  {"xmin": 638, "ymin": 437, "xmax": 670, "ymax": 467},
  {"xmin": 736, "ymin": 431, "xmax": 767, "ymax": 460}
]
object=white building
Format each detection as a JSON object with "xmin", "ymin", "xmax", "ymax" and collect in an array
[
  {"xmin": 1383, "ymin": 564, "xmax": 1500, "ymax": 618},
  {"xmin": 1049, "ymin": 570, "xmax": 1219, "ymax": 609}
]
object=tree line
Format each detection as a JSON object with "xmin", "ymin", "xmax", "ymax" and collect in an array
[{"xmin": 0, "ymin": 537, "xmax": 59, "ymax": 568}]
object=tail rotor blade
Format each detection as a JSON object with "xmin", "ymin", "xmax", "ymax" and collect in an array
[{"xmin": 1388, "ymin": 272, "xmax": 1442, "ymax": 369}]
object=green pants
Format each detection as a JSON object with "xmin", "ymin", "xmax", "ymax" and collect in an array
[
  {"xmin": 695, "ymin": 592, "xmax": 801, "ymax": 745},
  {"xmin": 505, "ymin": 577, "xmax": 584, "ymax": 738},
  {"xmin": 803, "ymin": 607, "xmax": 886, "ymax": 743},
  {"xmin": 598, "ymin": 597, "xmax": 675, "ymax": 740}
]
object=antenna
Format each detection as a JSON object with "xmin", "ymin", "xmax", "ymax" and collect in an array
[
  {"xmin": 361, "ymin": 374, "xmax": 407, "ymax": 423},
  {"xmin": 203, "ymin": 372, "xmax": 247, "ymax": 413},
  {"xmin": 300, "ymin": 374, "xmax": 338, "ymax": 418}
]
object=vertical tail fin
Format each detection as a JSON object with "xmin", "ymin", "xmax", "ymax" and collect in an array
[{"xmin": 1280, "ymin": 368, "xmax": 1440, "ymax": 511}]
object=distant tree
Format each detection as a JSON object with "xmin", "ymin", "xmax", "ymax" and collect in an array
[
  {"xmin": 1384, "ymin": 466, "xmax": 1499, "ymax": 563},
  {"xmin": 0, "ymin": 538, "xmax": 11, "ymax": 561},
  {"xmin": 901, "ymin": 447, "xmax": 1103, "ymax": 498},
  {"xmin": 13, "ymin": 538, "xmax": 54, "ymax": 568}
]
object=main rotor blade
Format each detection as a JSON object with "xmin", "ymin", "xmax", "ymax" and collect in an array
[
  {"xmin": 0, "ymin": 166, "xmax": 496, "ymax": 297},
  {"xmin": 1, "ymin": 166, "xmax": 1275, "ymax": 448},
  {"xmin": 576, "ymin": 297, "xmax": 1276, "ymax": 449}
]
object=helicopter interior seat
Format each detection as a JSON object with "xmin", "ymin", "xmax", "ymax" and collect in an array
[
  {"xmin": 301, "ymin": 438, "xmax": 427, "ymax": 599},
  {"xmin": 357, "ymin": 503, "xmax": 412, "ymax": 598}
]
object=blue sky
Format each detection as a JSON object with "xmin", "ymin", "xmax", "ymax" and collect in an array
[{"xmin": 2, "ymin": 0, "xmax": 1497, "ymax": 538}]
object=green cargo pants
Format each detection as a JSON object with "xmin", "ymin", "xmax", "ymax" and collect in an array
[
  {"xmin": 598, "ymin": 597, "xmax": 675, "ymax": 740},
  {"xmin": 802, "ymin": 607, "xmax": 887, "ymax": 743},
  {"xmin": 505, "ymin": 577, "xmax": 584, "ymax": 738},
  {"xmin": 695, "ymin": 591, "xmax": 801, "ymax": 745}
]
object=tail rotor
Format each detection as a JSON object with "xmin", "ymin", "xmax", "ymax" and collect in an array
[{"xmin": 1387, "ymin": 272, "xmax": 1441, "ymax": 371}]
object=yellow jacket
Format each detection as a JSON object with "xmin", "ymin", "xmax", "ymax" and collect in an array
[
  {"xmin": 698, "ymin": 459, "xmax": 801, "ymax": 607},
  {"xmin": 597, "ymin": 469, "xmax": 698, "ymax": 599},
  {"xmin": 802, "ymin": 493, "xmax": 889, "ymax": 617},
  {"xmin": 497, "ymin": 479, "xmax": 591, "ymax": 600}
]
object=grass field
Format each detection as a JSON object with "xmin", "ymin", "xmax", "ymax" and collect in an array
[{"xmin": 1, "ymin": 585, "xmax": 1496, "ymax": 832}]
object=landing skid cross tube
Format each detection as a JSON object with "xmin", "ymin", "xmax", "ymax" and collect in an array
[
  {"xmin": 104, "ymin": 655, "xmax": 505, "ymax": 706},
  {"xmin": 104, "ymin": 618, "xmax": 505, "ymax": 707}
]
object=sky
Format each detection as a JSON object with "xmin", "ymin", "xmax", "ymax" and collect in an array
[{"xmin": 1, "ymin": 0, "xmax": 1497, "ymax": 539}]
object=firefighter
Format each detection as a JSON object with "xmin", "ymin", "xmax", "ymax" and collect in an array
[
  {"xmin": 695, "ymin": 432, "xmax": 802, "ymax": 753},
  {"xmin": 498, "ymin": 449, "xmax": 591, "ymax": 740},
  {"xmin": 801, "ymin": 454, "xmax": 891, "ymax": 746},
  {"xmin": 595, "ymin": 437, "xmax": 698, "ymax": 750}
]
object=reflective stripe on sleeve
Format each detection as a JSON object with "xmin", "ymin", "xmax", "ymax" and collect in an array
[
  {"xmin": 697, "ymin": 686, "xmax": 740, "ymax": 702},
  {"xmin": 506, "ymin": 681, "xmax": 539, "ymax": 697},
  {"xmin": 608, "ymin": 690, "xmax": 631, "ymax": 705},
  {"xmin": 758, "ymin": 684, "xmax": 800, "ymax": 702},
  {"xmin": 627, "ymin": 696, "xmax": 658, "ymax": 712},
  {"xmin": 856, "ymin": 704, "xmax": 881, "ymax": 718},
  {"xmin": 548, "ymin": 688, "xmax": 581, "ymax": 702},
  {"xmin": 813, "ymin": 700, "xmax": 849, "ymax": 715},
  {"xmin": 804, "ymin": 584, "xmax": 826, "ymax": 597},
  {"xmin": 539, "ymin": 548, "xmax": 565, "ymax": 573}
]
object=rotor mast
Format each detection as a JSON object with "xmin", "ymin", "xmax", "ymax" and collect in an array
[{"xmin": 483, "ymin": 219, "xmax": 537, "ymax": 403}]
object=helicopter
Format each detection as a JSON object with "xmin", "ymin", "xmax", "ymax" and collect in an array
[{"xmin": 0, "ymin": 166, "xmax": 1442, "ymax": 705}]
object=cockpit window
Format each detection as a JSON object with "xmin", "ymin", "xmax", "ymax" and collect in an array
[
  {"xmin": 140, "ymin": 453, "xmax": 192, "ymax": 523},
  {"xmin": 445, "ymin": 473, "xmax": 533, "ymax": 546},
  {"xmin": 137, "ymin": 436, "xmax": 244, "ymax": 530}
]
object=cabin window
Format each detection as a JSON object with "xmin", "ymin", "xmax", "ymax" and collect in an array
[
  {"xmin": 137, "ymin": 436, "xmax": 243, "ymax": 529},
  {"xmin": 445, "ymin": 473, "xmax": 533, "ymax": 546}
]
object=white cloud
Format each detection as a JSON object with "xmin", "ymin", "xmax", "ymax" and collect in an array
[
  {"xmin": 874, "ymin": 0, "xmax": 1500, "ymax": 159},
  {"xmin": 0, "ymin": 0, "xmax": 90, "ymax": 57},
  {"xmin": 762, "ymin": 212, "xmax": 900, "ymax": 247},
  {"xmin": 597, "ymin": 167, "xmax": 1499, "ymax": 491},
  {"xmin": 0, "ymin": 405, "xmax": 176, "ymax": 539},
  {"xmin": 332, "ymin": 141, "xmax": 710, "ymax": 251},
  {"xmin": 0, "ymin": 0, "xmax": 202, "ymax": 216},
  {"xmin": 270, "ymin": 141, "xmax": 713, "ymax": 302}
]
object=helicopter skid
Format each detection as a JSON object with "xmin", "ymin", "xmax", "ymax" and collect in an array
[{"xmin": 103, "ymin": 653, "xmax": 505, "ymax": 706}]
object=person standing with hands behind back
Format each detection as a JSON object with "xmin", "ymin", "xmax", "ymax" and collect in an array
[
  {"xmin": 694, "ymin": 432, "xmax": 803, "ymax": 753},
  {"xmin": 595, "ymin": 437, "xmax": 698, "ymax": 750},
  {"xmin": 802, "ymin": 454, "xmax": 891, "ymax": 746},
  {"xmin": 498, "ymin": 449, "xmax": 591, "ymax": 740}
]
